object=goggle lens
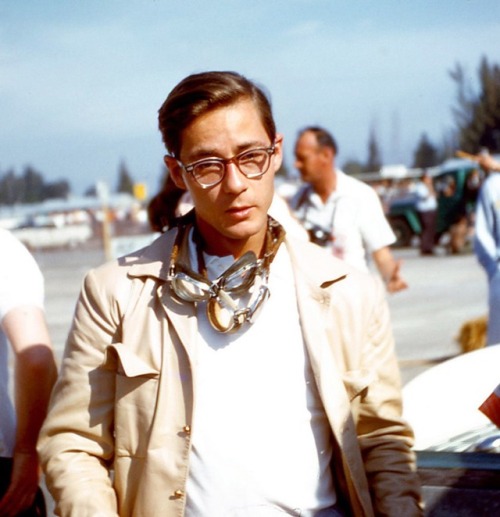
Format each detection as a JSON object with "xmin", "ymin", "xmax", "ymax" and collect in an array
[{"xmin": 172, "ymin": 273, "xmax": 211, "ymax": 302}]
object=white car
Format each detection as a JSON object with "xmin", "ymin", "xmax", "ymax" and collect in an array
[{"xmin": 403, "ymin": 345, "xmax": 500, "ymax": 515}]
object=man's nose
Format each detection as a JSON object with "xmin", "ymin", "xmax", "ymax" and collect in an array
[{"xmin": 222, "ymin": 161, "xmax": 246, "ymax": 192}]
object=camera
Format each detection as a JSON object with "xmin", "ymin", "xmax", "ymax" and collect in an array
[{"xmin": 305, "ymin": 225, "xmax": 333, "ymax": 247}]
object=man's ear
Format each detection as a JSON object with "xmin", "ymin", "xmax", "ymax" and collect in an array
[
  {"xmin": 272, "ymin": 133, "xmax": 284, "ymax": 171},
  {"xmin": 164, "ymin": 156, "xmax": 187, "ymax": 190},
  {"xmin": 321, "ymin": 146, "xmax": 335, "ymax": 166}
]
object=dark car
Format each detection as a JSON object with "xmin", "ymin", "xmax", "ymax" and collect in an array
[{"xmin": 388, "ymin": 159, "xmax": 482, "ymax": 252}]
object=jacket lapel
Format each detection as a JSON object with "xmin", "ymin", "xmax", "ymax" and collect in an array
[{"xmin": 127, "ymin": 230, "xmax": 199, "ymax": 362}]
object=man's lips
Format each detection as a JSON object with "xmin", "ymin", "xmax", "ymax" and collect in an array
[{"xmin": 226, "ymin": 205, "xmax": 253, "ymax": 218}]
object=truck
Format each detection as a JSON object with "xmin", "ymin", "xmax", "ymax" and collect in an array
[{"xmin": 387, "ymin": 159, "xmax": 482, "ymax": 253}]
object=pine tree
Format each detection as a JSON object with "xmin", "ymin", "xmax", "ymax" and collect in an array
[
  {"xmin": 364, "ymin": 128, "xmax": 382, "ymax": 173},
  {"xmin": 450, "ymin": 56, "xmax": 500, "ymax": 153},
  {"xmin": 116, "ymin": 161, "xmax": 135, "ymax": 194},
  {"xmin": 412, "ymin": 133, "xmax": 439, "ymax": 168}
]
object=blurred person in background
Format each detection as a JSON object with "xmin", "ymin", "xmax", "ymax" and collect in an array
[
  {"xmin": 0, "ymin": 228, "xmax": 57, "ymax": 517},
  {"xmin": 290, "ymin": 126, "xmax": 407, "ymax": 293},
  {"xmin": 414, "ymin": 170, "xmax": 437, "ymax": 256},
  {"xmin": 473, "ymin": 152, "xmax": 500, "ymax": 345}
]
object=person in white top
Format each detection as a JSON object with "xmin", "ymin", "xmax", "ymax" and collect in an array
[
  {"xmin": 414, "ymin": 170, "xmax": 438, "ymax": 255},
  {"xmin": 39, "ymin": 71, "xmax": 422, "ymax": 517},
  {"xmin": 290, "ymin": 126, "xmax": 407, "ymax": 293},
  {"xmin": 0, "ymin": 228, "xmax": 57, "ymax": 516}
]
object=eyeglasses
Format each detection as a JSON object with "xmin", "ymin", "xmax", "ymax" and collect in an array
[{"xmin": 176, "ymin": 145, "xmax": 276, "ymax": 188}]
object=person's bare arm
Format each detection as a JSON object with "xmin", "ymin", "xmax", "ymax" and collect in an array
[
  {"xmin": 372, "ymin": 246, "xmax": 408, "ymax": 293},
  {"xmin": 478, "ymin": 154, "xmax": 500, "ymax": 172},
  {"xmin": 0, "ymin": 306, "xmax": 57, "ymax": 517}
]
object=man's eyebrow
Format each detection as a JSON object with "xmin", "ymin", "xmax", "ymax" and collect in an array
[{"xmin": 185, "ymin": 140, "xmax": 270, "ymax": 162}]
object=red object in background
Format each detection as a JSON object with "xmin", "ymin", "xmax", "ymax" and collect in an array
[{"xmin": 479, "ymin": 383, "xmax": 500, "ymax": 428}]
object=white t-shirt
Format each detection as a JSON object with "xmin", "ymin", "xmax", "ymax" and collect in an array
[
  {"xmin": 291, "ymin": 170, "xmax": 396, "ymax": 272},
  {"xmin": 0, "ymin": 229, "xmax": 44, "ymax": 457},
  {"xmin": 185, "ymin": 238, "xmax": 336, "ymax": 516},
  {"xmin": 414, "ymin": 182, "xmax": 438, "ymax": 212}
]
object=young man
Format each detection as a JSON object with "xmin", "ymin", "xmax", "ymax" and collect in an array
[
  {"xmin": 39, "ymin": 72, "xmax": 422, "ymax": 516},
  {"xmin": 0, "ymin": 228, "xmax": 57, "ymax": 517},
  {"xmin": 290, "ymin": 127, "xmax": 407, "ymax": 293}
]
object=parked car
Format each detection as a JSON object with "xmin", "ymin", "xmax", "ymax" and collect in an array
[{"xmin": 387, "ymin": 159, "xmax": 482, "ymax": 252}]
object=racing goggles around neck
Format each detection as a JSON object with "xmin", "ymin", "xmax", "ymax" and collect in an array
[
  {"xmin": 167, "ymin": 212, "xmax": 285, "ymax": 333},
  {"xmin": 207, "ymin": 273, "xmax": 270, "ymax": 333},
  {"xmin": 170, "ymin": 250, "xmax": 261, "ymax": 303},
  {"xmin": 170, "ymin": 251, "xmax": 269, "ymax": 333}
]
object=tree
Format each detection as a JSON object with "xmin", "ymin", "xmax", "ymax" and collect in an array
[
  {"xmin": 22, "ymin": 166, "xmax": 45, "ymax": 203},
  {"xmin": 116, "ymin": 161, "xmax": 134, "ymax": 194},
  {"xmin": 0, "ymin": 166, "xmax": 71, "ymax": 205},
  {"xmin": 44, "ymin": 180, "xmax": 70, "ymax": 200},
  {"xmin": 84, "ymin": 185, "xmax": 98, "ymax": 197},
  {"xmin": 0, "ymin": 170, "xmax": 20, "ymax": 205},
  {"xmin": 364, "ymin": 128, "xmax": 382, "ymax": 173},
  {"xmin": 342, "ymin": 159, "xmax": 365, "ymax": 176},
  {"xmin": 450, "ymin": 56, "xmax": 500, "ymax": 153},
  {"xmin": 412, "ymin": 133, "xmax": 440, "ymax": 168}
]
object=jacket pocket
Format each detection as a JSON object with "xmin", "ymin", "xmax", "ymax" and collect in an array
[
  {"xmin": 342, "ymin": 368, "xmax": 376, "ymax": 401},
  {"xmin": 103, "ymin": 344, "xmax": 160, "ymax": 457}
]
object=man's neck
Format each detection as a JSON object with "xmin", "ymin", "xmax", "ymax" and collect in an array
[
  {"xmin": 312, "ymin": 169, "xmax": 337, "ymax": 203},
  {"xmin": 195, "ymin": 215, "xmax": 268, "ymax": 260}
]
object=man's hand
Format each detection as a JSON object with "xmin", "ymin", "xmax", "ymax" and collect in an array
[
  {"xmin": 372, "ymin": 247, "xmax": 408, "ymax": 294},
  {"xmin": 0, "ymin": 451, "xmax": 39, "ymax": 516},
  {"xmin": 385, "ymin": 259, "xmax": 408, "ymax": 293}
]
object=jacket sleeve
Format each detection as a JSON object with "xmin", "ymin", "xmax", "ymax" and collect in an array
[
  {"xmin": 354, "ymin": 277, "xmax": 423, "ymax": 516},
  {"xmin": 37, "ymin": 268, "xmax": 121, "ymax": 517}
]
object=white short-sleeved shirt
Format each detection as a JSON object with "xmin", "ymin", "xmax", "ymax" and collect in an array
[
  {"xmin": 291, "ymin": 170, "xmax": 396, "ymax": 272},
  {"xmin": 0, "ymin": 228, "xmax": 44, "ymax": 457}
]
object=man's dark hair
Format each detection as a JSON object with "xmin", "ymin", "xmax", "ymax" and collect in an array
[
  {"xmin": 158, "ymin": 71, "xmax": 276, "ymax": 158},
  {"xmin": 298, "ymin": 126, "xmax": 338, "ymax": 155}
]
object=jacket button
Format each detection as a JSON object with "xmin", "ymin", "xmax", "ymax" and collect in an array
[
  {"xmin": 183, "ymin": 425, "xmax": 191, "ymax": 435},
  {"xmin": 173, "ymin": 489, "xmax": 184, "ymax": 498}
]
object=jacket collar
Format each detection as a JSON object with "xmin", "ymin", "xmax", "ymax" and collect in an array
[
  {"xmin": 127, "ymin": 229, "xmax": 349, "ymax": 286},
  {"xmin": 127, "ymin": 231, "xmax": 176, "ymax": 282}
]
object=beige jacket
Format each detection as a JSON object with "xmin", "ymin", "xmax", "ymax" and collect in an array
[{"xmin": 38, "ymin": 229, "xmax": 423, "ymax": 516}]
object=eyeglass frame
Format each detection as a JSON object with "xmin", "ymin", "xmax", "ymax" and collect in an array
[{"xmin": 174, "ymin": 145, "xmax": 276, "ymax": 189}]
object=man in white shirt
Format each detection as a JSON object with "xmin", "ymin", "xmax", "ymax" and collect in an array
[
  {"xmin": 39, "ymin": 71, "xmax": 422, "ymax": 516},
  {"xmin": 290, "ymin": 127, "xmax": 407, "ymax": 293}
]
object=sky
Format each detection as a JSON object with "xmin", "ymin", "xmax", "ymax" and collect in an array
[{"xmin": 1, "ymin": 0, "xmax": 499, "ymax": 196}]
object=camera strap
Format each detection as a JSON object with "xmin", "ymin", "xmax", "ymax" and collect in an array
[{"xmin": 295, "ymin": 185, "xmax": 337, "ymax": 242}]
